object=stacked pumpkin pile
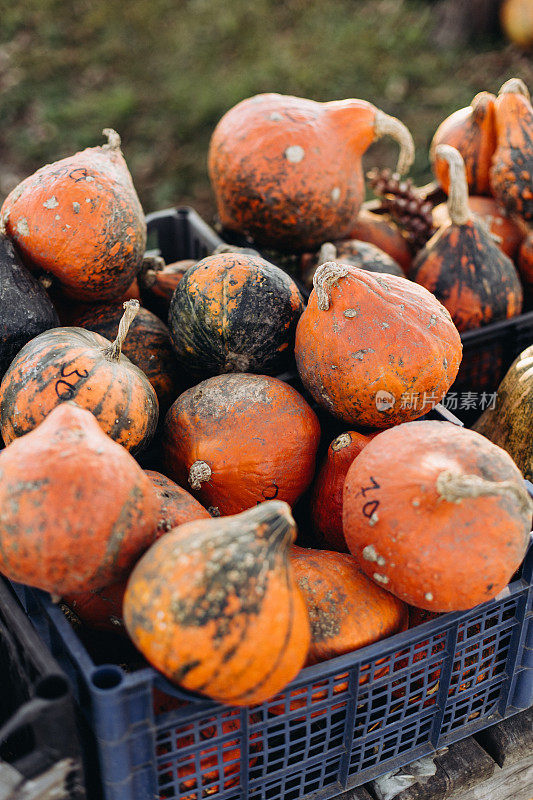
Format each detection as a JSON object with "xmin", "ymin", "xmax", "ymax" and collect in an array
[{"xmin": 0, "ymin": 86, "xmax": 531, "ymax": 736}]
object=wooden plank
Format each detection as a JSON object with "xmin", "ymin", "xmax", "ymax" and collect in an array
[
  {"xmin": 367, "ymin": 738, "xmax": 496, "ymax": 800},
  {"xmin": 446, "ymin": 756, "xmax": 533, "ymax": 800},
  {"xmin": 475, "ymin": 708, "xmax": 533, "ymax": 768}
]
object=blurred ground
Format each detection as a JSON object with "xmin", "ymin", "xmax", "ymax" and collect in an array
[{"xmin": 1, "ymin": 0, "xmax": 532, "ymax": 222}]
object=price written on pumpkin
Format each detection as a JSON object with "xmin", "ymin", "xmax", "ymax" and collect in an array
[
  {"xmin": 353, "ymin": 476, "xmax": 381, "ymax": 520},
  {"xmin": 55, "ymin": 364, "xmax": 89, "ymax": 399}
]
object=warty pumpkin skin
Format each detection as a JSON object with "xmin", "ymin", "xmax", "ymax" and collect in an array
[
  {"xmin": 410, "ymin": 145, "xmax": 523, "ymax": 332},
  {"xmin": 0, "ymin": 403, "xmax": 160, "ymax": 595},
  {"xmin": 0, "ymin": 130, "xmax": 146, "ymax": 302},
  {"xmin": 343, "ymin": 420, "xmax": 532, "ymax": 612},
  {"xmin": 0, "ymin": 301, "xmax": 158, "ymax": 454},
  {"xmin": 168, "ymin": 252, "xmax": 304, "ymax": 378},
  {"xmin": 490, "ymin": 78, "xmax": 533, "ymax": 221},
  {"xmin": 294, "ymin": 262, "xmax": 462, "ymax": 428},
  {"xmin": 67, "ymin": 303, "xmax": 185, "ymax": 415},
  {"xmin": 430, "ymin": 91, "xmax": 496, "ymax": 196},
  {"xmin": 62, "ymin": 470, "xmax": 210, "ymax": 633},
  {"xmin": 473, "ymin": 344, "xmax": 533, "ymax": 481},
  {"xmin": 345, "ymin": 209, "xmax": 412, "ymax": 273},
  {"xmin": 311, "ymin": 431, "xmax": 377, "ymax": 552},
  {"xmin": 301, "ymin": 239, "xmax": 403, "ymax": 289},
  {"xmin": 432, "ymin": 195, "xmax": 527, "ymax": 260},
  {"xmin": 163, "ymin": 373, "xmax": 321, "ymax": 515},
  {"xmin": 290, "ymin": 545, "xmax": 408, "ymax": 666},
  {"xmin": 123, "ymin": 500, "xmax": 311, "ymax": 706},
  {"xmin": 208, "ymin": 93, "xmax": 414, "ymax": 251},
  {"xmin": 0, "ymin": 234, "xmax": 59, "ymax": 380}
]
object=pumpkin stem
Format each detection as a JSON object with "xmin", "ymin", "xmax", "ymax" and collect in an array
[
  {"xmin": 435, "ymin": 145, "xmax": 470, "ymax": 226},
  {"xmin": 104, "ymin": 299, "xmax": 140, "ymax": 361},
  {"xmin": 38, "ymin": 273, "xmax": 54, "ymax": 290},
  {"xmin": 139, "ymin": 253, "xmax": 165, "ymax": 289},
  {"xmin": 332, "ymin": 432, "xmax": 352, "ymax": 452},
  {"xmin": 318, "ymin": 242, "xmax": 337, "ymax": 263},
  {"xmin": 102, "ymin": 128, "xmax": 122, "ymax": 151},
  {"xmin": 313, "ymin": 262, "xmax": 349, "ymax": 311},
  {"xmin": 189, "ymin": 460, "xmax": 212, "ymax": 491},
  {"xmin": 374, "ymin": 111, "xmax": 415, "ymax": 176},
  {"xmin": 0, "ymin": 215, "xmax": 6, "ymax": 236},
  {"xmin": 436, "ymin": 470, "xmax": 533, "ymax": 516},
  {"xmin": 498, "ymin": 78, "xmax": 531, "ymax": 101}
]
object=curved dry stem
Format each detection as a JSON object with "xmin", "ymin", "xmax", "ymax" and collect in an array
[
  {"xmin": 435, "ymin": 145, "xmax": 470, "ymax": 225},
  {"xmin": 318, "ymin": 242, "xmax": 337, "ymax": 263},
  {"xmin": 189, "ymin": 460, "xmax": 212, "ymax": 491},
  {"xmin": 332, "ymin": 432, "xmax": 352, "ymax": 452},
  {"xmin": 436, "ymin": 470, "xmax": 533, "ymax": 517},
  {"xmin": 498, "ymin": 78, "xmax": 530, "ymax": 101},
  {"xmin": 103, "ymin": 299, "xmax": 139, "ymax": 361},
  {"xmin": 102, "ymin": 128, "xmax": 122, "ymax": 151},
  {"xmin": 313, "ymin": 262, "xmax": 349, "ymax": 311},
  {"xmin": 374, "ymin": 110, "xmax": 415, "ymax": 175}
]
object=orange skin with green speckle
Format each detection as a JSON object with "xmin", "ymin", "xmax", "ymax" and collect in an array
[
  {"xmin": 431, "ymin": 92, "xmax": 496, "ymax": 196},
  {"xmin": 123, "ymin": 501, "xmax": 311, "ymax": 706},
  {"xmin": 311, "ymin": 431, "xmax": 377, "ymax": 552},
  {"xmin": 491, "ymin": 85, "xmax": 533, "ymax": 221},
  {"xmin": 209, "ymin": 94, "xmax": 398, "ymax": 251},
  {"xmin": 343, "ymin": 421, "xmax": 531, "ymax": 612},
  {"xmin": 0, "ymin": 326, "xmax": 158, "ymax": 454},
  {"xmin": 409, "ymin": 219, "xmax": 523, "ymax": 332},
  {"xmin": 0, "ymin": 403, "xmax": 160, "ymax": 595},
  {"xmin": 163, "ymin": 373, "xmax": 320, "ymax": 515},
  {"xmin": 1, "ymin": 134, "xmax": 146, "ymax": 301},
  {"xmin": 295, "ymin": 266, "xmax": 462, "ymax": 428},
  {"xmin": 345, "ymin": 209, "xmax": 412, "ymax": 273}
]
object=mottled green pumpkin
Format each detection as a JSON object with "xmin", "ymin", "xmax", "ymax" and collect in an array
[{"xmin": 167, "ymin": 252, "xmax": 304, "ymax": 377}]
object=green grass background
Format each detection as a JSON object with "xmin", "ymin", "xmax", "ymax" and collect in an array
[{"xmin": 1, "ymin": 0, "xmax": 532, "ymax": 221}]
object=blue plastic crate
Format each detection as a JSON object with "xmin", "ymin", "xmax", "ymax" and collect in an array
[{"xmin": 12, "ymin": 527, "xmax": 532, "ymax": 800}]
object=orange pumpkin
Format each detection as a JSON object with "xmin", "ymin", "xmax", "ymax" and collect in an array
[
  {"xmin": 0, "ymin": 130, "xmax": 146, "ymax": 301},
  {"xmin": 208, "ymin": 93, "xmax": 414, "ymax": 251},
  {"xmin": 0, "ymin": 403, "xmax": 159, "ymax": 595},
  {"xmin": 301, "ymin": 239, "xmax": 403, "ymax": 289},
  {"xmin": 66, "ymin": 303, "xmax": 185, "ymax": 415},
  {"xmin": 145, "ymin": 469, "xmax": 211, "ymax": 534},
  {"xmin": 291, "ymin": 545, "xmax": 408, "ymax": 666},
  {"xmin": 294, "ymin": 262, "xmax": 462, "ymax": 427},
  {"xmin": 411, "ymin": 146, "xmax": 523, "ymax": 332},
  {"xmin": 0, "ymin": 301, "xmax": 158, "ymax": 454},
  {"xmin": 432, "ymin": 195, "xmax": 527, "ymax": 260},
  {"xmin": 490, "ymin": 78, "xmax": 533, "ymax": 221},
  {"xmin": 311, "ymin": 431, "xmax": 376, "ymax": 552},
  {"xmin": 343, "ymin": 420, "xmax": 532, "ymax": 612},
  {"xmin": 344, "ymin": 208, "xmax": 412, "ymax": 272},
  {"xmin": 430, "ymin": 91, "xmax": 496, "ymax": 196},
  {"xmin": 501, "ymin": 0, "xmax": 533, "ymax": 48},
  {"xmin": 163, "ymin": 373, "xmax": 320, "ymax": 515},
  {"xmin": 123, "ymin": 501, "xmax": 311, "ymax": 706}
]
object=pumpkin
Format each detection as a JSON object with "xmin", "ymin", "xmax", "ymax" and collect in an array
[
  {"xmin": 432, "ymin": 195, "xmax": 527, "ymax": 260},
  {"xmin": 138, "ymin": 256, "xmax": 194, "ymax": 320},
  {"xmin": 501, "ymin": 0, "xmax": 533, "ymax": 48},
  {"xmin": 518, "ymin": 229, "xmax": 533, "ymax": 293},
  {"xmin": 66, "ymin": 302, "xmax": 185, "ymax": 415},
  {"xmin": 430, "ymin": 91, "xmax": 496, "ymax": 196},
  {"xmin": 63, "ymin": 469, "xmax": 210, "ymax": 632},
  {"xmin": 0, "ymin": 130, "xmax": 146, "ymax": 301},
  {"xmin": 123, "ymin": 500, "xmax": 311, "ymax": 706},
  {"xmin": 290, "ymin": 545, "xmax": 408, "ymax": 666},
  {"xmin": 490, "ymin": 78, "xmax": 533, "ymax": 222},
  {"xmin": 0, "ymin": 234, "xmax": 59, "ymax": 380},
  {"xmin": 208, "ymin": 93, "xmax": 414, "ymax": 251},
  {"xmin": 294, "ymin": 262, "xmax": 462, "ymax": 428},
  {"xmin": 301, "ymin": 240, "xmax": 403, "ymax": 289},
  {"xmin": 410, "ymin": 145, "xmax": 523, "ymax": 332},
  {"xmin": 343, "ymin": 420, "xmax": 532, "ymax": 612},
  {"xmin": 163, "ymin": 373, "xmax": 320, "ymax": 515},
  {"xmin": 0, "ymin": 403, "xmax": 160, "ymax": 595},
  {"xmin": 472, "ymin": 344, "xmax": 533, "ymax": 481},
  {"xmin": 167, "ymin": 252, "xmax": 304, "ymax": 378},
  {"xmin": 311, "ymin": 431, "xmax": 376, "ymax": 552},
  {"xmin": 345, "ymin": 208, "xmax": 412, "ymax": 272},
  {"xmin": 0, "ymin": 300, "xmax": 158, "ymax": 454}
]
